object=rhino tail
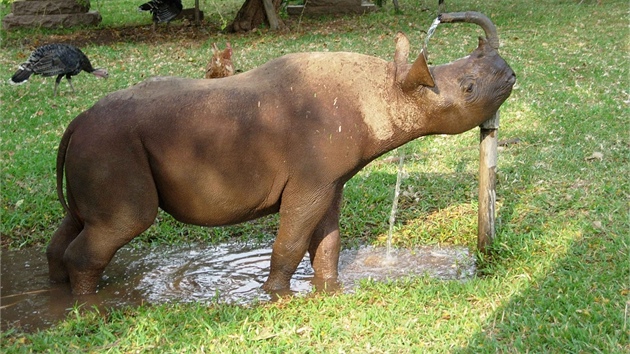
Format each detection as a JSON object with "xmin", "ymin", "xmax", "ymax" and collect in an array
[{"xmin": 56, "ymin": 123, "xmax": 81, "ymax": 226}]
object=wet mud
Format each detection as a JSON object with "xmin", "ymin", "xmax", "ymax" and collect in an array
[{"xmin": 1, "ymin": 243, "xmax": 475, "ymax": 332}]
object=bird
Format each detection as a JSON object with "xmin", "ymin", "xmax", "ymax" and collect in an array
[
  {"xmin": 138, "ymin": 0, "xmax": 183, "ymax": 31},
  {"xmin": 205, "ymin": 42, "xmax": 235, "ymax": 79},
  {"xmin": 9, "ymin": 43, "xmax": 109, "ymax": 96}
]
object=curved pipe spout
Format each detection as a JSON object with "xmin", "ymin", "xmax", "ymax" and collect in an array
[{"xmin": 438, "ymin": 11, "xmax": 500, "ymax": 49}]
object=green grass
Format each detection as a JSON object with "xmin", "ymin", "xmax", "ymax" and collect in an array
[{"xmin": 1, "ymin": 0, "xmax": 629, "ymax": 352}]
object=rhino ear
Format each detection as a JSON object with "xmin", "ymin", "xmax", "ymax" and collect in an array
[
  {"xmin": 394, "ymin": 32, "xmax": 410, "ymax": 68},
  {"xmin": 477, "ymin": 36, "xmax": 495, "ymax": 53},
  {"xmin": 400, "ymin": 49, "xmax": 435, "ymax": 92}
]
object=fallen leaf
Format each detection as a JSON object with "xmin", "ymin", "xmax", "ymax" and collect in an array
[
  {"xmin": 576, "ymin": 309, "xmax": 591, "ymax": 316},
  {"xmin": 252, "ymin": 329, "xmax": 277, "ymax": 341},
  {"xmin": 585, "ymin": 151, "xmax": 604, "ymax": 161},
  {"xmin": 296, "ymin": 326, "xmax": 312, "ymax": 335}
]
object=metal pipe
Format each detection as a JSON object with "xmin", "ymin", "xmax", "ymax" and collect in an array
[{"xmin": 438, "ymin": 11, "xmax": 500, "ymax": 49}]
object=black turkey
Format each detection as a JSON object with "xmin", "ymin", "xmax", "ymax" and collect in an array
[
  {"xmin": 138, "ymin": 0, "xmax": 183, "ymax": 30},
  {"xmin": 10, "ymin": 43, "xmax": 108, "ymax": 96}
]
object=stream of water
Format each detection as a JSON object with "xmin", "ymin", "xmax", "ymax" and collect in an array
[
  {"xmin": 424, "ymin": 17, "xmax": 441, "ymax": 53},
  {"xmin": 385, "ymin": 17, "xmax": 442, "ymax": 258}
]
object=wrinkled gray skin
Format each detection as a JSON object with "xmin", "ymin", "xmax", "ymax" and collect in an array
[{"xmin": 48, "ymin": 34, "xmax": 515, "ymax": 295}]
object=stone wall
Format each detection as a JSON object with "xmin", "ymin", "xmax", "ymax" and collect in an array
[{"xmin": 3, "ymin": 0, "xmax": 102, "ymax": 30}]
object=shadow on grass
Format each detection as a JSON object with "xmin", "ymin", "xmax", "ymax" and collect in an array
[
  {"xmin": 453, "ymin": 138, "xmax": 630, "ymax": 351},
  {"xmin": 459, "ymin": 227, "xmax": 628, "ymax": 352},
  {"xmin": 456, "ymin": 123, "xmax": 628, "ymax": 350}
]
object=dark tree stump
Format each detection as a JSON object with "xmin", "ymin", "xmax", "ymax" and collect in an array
[{"xmin": 228, "ymin": 0, "xmax": 283, "ymax": 32}]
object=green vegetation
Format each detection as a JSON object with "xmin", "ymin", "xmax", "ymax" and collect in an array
[{"xmin": 1, "ymin": 0, "xmax": 628, "ymax": 352}]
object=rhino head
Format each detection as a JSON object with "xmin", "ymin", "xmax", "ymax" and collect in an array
[{"xmin": 395, "ymin": 34, "xmax": 515, "ymax": 136}]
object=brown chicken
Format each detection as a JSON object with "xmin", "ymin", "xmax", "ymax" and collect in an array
[{"xmin": 204, "ymin": 42, "xmax": 234, "ymax": 79}]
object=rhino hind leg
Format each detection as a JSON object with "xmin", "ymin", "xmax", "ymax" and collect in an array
[
  {"xmin": 47, "ymin": 215, "xmax": 83, "ymax": 284},
  {"xmin": 62, "ymin": 216, "xmax": 155, "ymax": 295},
  {"xmin": 55, "ymin": 152, "xmax": 160, "ymax": 294},
  {"xmin": 63, "ymin": 227, "xmax": 109, "ymax": 295}
]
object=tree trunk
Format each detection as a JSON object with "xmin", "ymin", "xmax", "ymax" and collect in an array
[{"xmin": 228, "ymin": 0, "xmax": 283, "ymax": 32}]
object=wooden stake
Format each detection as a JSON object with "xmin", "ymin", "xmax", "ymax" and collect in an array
[
  {"xmin": 194, "ymin": 0, "xmax": 200, "ymax": 26},
  {"xmin": 478, "ymin": 111, "xmax": 499, "ymax": 253},
  {"xmin": 262, "ymin": 0, "xmax": 279, "ymax": 30}
]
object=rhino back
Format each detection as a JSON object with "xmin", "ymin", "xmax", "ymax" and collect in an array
[{"xmin": 72, "ymin": 51, "xmax": 399, "ymax": 175}]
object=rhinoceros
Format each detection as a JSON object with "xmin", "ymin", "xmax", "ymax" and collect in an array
[{"xmin": 48, "ymin": 31, "xmax": 514, "ymax": 295}]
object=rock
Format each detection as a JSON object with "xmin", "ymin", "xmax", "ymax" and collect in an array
[
  {"xmin": 2, "ymin": 0, "xmax": 101, "ymax": 30},
  {"xmin": 11, "ymin": 0, "xmax": 90, "ymax": 16},
  {"xmin": 3, "ymin": 11, "xmax": 101, "ymax": 30}
]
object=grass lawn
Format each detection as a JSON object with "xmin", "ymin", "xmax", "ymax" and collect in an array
[{"xmin": 1, "ymin": 0, "xmax": 628, "ymax": 352}]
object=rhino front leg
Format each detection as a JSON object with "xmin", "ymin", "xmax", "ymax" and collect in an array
[
  {"xmin": 263, "ymin": 185, "xmax": 340, "ymax": 293},
  {"xmin": 308, "ymin": 189, "xmax": 342, "ymax": 289}
]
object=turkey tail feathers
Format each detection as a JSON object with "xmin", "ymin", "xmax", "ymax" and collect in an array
[
  {"xmin": 138, "ymin": 2, "xmax": 154, "ymax": 11},
  {"xmin": 10, "ymin": 66, "xmax": 32, "ymax": 85},
  {"xmin": 138, "ymin": 0, "xmax": 182, "ymax": 23}
]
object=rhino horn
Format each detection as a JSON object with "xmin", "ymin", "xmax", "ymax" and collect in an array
[{"xmin": 400, "ymin": 48, "xmax": 435, "ymax": 92}]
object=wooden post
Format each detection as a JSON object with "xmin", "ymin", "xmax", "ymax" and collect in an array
[
  {"xmin": 478, "ymin": 112, "xmax": 499, "ymax": 253},
  {"xmin": 194, "ymin": 0, "xmax": 200, "ymax": 26},
  {"xmin": 261, "ymin": 0, "xmax": 279, "ymax": 30}
]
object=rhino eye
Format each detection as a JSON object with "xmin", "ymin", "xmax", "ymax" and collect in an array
[{"xmin": 458, "ymin": 76, "xmax": 478, "ymax": 100}]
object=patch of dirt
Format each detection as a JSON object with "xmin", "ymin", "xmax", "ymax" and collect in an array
[
  {"xmin": 8, "ymin": 23, "xmax": 226, "ymax": 48},
  {"xmin": 4, "ymin": 15, "xmax": 357, "ymax": 49}
]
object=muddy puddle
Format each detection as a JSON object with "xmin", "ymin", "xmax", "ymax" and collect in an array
[{"xmin": 1, "ymin": 243, "xmax": 475, "ymax": 332}]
